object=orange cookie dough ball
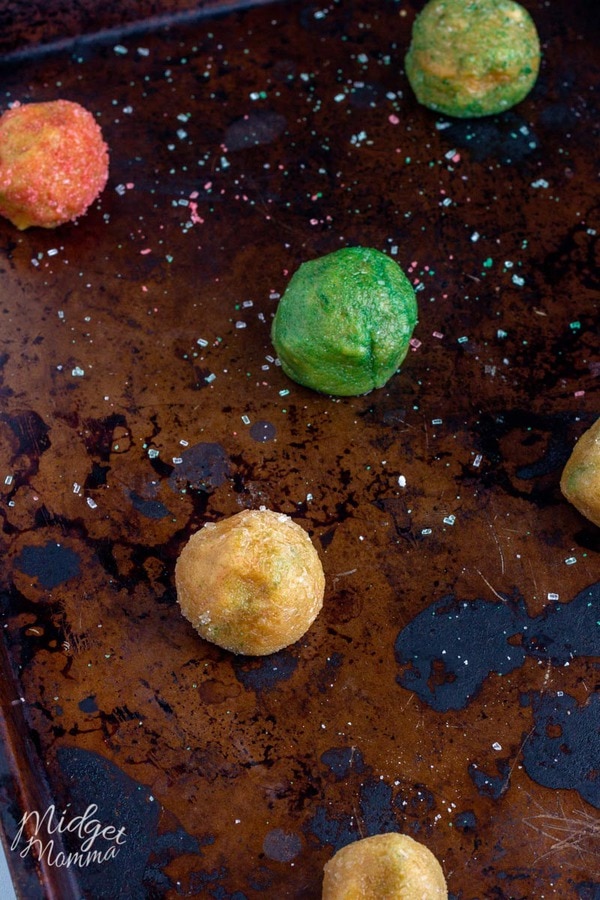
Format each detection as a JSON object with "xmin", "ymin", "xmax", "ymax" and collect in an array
[
  {"xmin": 560, "ymin": 417, "xmax": 600, "ymax": 527},
  {"xmin": 0, "ymin": 99, "xmax": 109, "ymax": 229},
  {"xmin": 175, "ymin": 508, "xmax": 325, "ymax": 655},
  {"xmin": 322, "ymin": 833, "xmax": 447, "ymax": 899}
]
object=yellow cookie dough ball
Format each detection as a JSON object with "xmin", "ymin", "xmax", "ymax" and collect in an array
[
  {"xmin": 560, "ymin": 417, "xmax": 600, "ymax": 527},
  {"xmin": 175, "ymin": 508, "xmax": 325, "ymax": 655},
  {"xmin": 322, "ymin": 833, "xmax": 447, "ymax": 899},
  {"xmin": 405, "ymin": 0, "xmax": 541, "ymax": 118}
]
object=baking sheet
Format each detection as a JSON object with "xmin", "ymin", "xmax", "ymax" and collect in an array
[{"xmin": 0, "ymin": 0, "xmax": 598, "ymax": 897}]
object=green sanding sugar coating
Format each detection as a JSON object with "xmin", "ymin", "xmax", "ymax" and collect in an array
[
  {"xmin": 271, "ymin": 246, "xmax": 418, "ymax": 396},
  {"xmin": 405, "ymin": 0, "xmax": 541, "ymax": 118}
]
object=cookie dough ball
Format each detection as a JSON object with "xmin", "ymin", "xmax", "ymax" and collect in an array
[
  {"xmin": 0, "ymin": 99, "xmax": 109, "ymax": 229},
  {"xmin": 175, "ymin": 508, "xmax": 325, "ymax": 655},
  {"xmin": 560, "ymin": 418, "xmax": 600, "ymax": 527},
  {"xmin": 405, "ymin": 0, "xmax": 541, "ymax": 118},
  {"xmin": 322, "ymin": 833, "xmax": 447, "ymax": 900},
  {"xmin": 271, "ymin": 246, "xmax": 418, "ymax": 396}
]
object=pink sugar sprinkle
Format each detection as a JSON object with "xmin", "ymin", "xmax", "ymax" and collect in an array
[
  {"xmin": 140, "ymin": 248, "xmax": 152, "ymax": 255},
  {"xmin": 389, "ymin": 114, "xmax": 400, "ymax": 125},
  {"xmin": 189, "ymin": 201, "xmax": 204, "ymax": 224}
]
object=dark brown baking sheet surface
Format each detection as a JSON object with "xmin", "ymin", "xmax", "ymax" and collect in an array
[{"xmin": 0, "ymin": 1, "xmax": 598, "ymax": 897}]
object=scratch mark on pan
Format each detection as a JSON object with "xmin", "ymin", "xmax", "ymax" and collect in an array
[{"xmin": 485, "ymin": 512, "xmax": 506, "ymax": 574}]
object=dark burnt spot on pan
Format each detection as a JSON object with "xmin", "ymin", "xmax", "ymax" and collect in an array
[
  {"xmin": 14, "ymin": 541, "xmax": 81, "ymax": 589},
  {"xmin": 396, "ymin": 583, "xmax": 599, "ymax": 805},
  {"xmin": 128, "ymin": 491, "xmax": 171, "ymax": 520},
  {"xmin": 168, "ymin": 441, "xmax": 230, "ymax": 494},
  {"xmin": 249, "ymin": 419, "xmax": 276, "ymax": 443},
  {"xmin": 395, "ymin": 582, "xmax": 599, "ymax": 711},
  {"xmin": 308, "ymin": 772, "xmax": 441, "ymax": 852},
  {"xmin": 537, "ymin": 214, "xmax": 600, "ymax": 291},
  {"xmin": 321, "ymin": 746, "xmax": 367, "ymax": 780},
  {"xmin": 395, "ymin": 593, "xmax": 528, "ymax": 712},
  {"xmin": 233, "ymin": 650, "xmax": 298, "ymax": 692},
  {"xmin": 469, "ymin": 409, "xmax": 582, "ymax": 505},
  {"xmin": 0, "ymin": 410, "xmax": 51, "ymax": 496},
  {"xmin": 521, "ymin": 691, "xmax": 600, "ymax": 809},
  {"xmin": 262, "ymin": 827, "xmax": 302, "ymax": 863},
  {"xmin": 0, "ymin": 585, "xmax": 73, "ymax": 670},
  {"xmin": 1, "ymin": 409, "xmax": 51, "ymax": 459},
  {"xmin": 83, "ymin": 413, "xmax": 130, "ymax": 461},
  {"xmin": 468, "ymin": 759, "xmax": 511, "ymax": 801},
  {"xmin": 56, "ymin": 747, "xmax": 199, "ymax": 898}
]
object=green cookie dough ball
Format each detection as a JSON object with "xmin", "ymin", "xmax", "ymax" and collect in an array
[
  {"xmin": 271, "ymin": 246, "xmax": 418, "ymax": 396},
  {"xmin": 405, "ymin": 0, "xmax": 541, "ymax": 118}
]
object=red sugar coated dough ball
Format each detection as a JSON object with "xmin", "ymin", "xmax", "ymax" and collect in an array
[
  {"xmin": 175, "ymin": 508, "xmax": 325, "ymax": 656},
  {"xmin": 322, "ymin": 833, "xmax": 448, "ymax": 899},
  {"xmin": 0, "ymin": 99, "xmax": 109, "ymax": 230}
]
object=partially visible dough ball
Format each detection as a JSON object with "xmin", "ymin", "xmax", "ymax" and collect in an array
[
  {"xmin": 560, "ymin": 417, "xmax": 600, "ymax": 527},
  {"xmin": 271, "ymin": 246, "xmax": 418, "ymax": 396},
  {"xmin": 175, "ymin": 508, "xmax": 325, "ymax": 655},
  {"xmin": 322, "ymin": 833, "xmax": 447, "ymax": 899},
  {"xmin": 0, "ymin": 99, "xmax": 109, "ymax": 229},
  {"xmin": 405, "ymin": 0, "xmax": 541, "ymax": 118}
]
